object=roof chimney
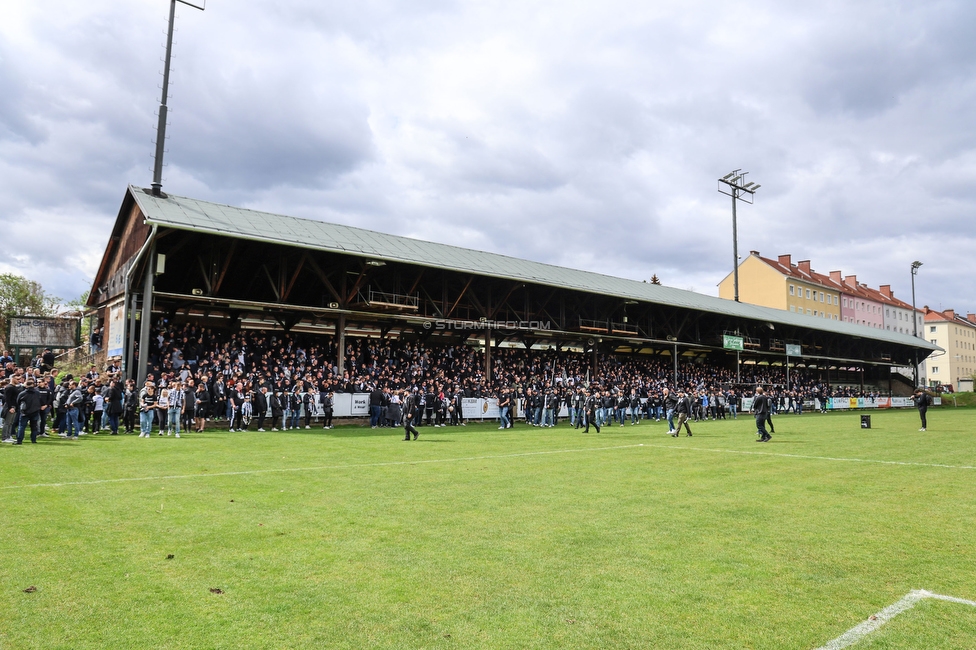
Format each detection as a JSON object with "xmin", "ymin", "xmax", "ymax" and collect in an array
[
  {"xmin": 829, "ymin": 270, "xmax": 842, "ymax": 283},
  {"xmin": 879, "ymin": 284, "xmax": 893, "ymax": 298},
  {"xmin": 797, "ymin": 260, "xmax": 811, "ymax": 274},
  {"xmin": 844, "ymin": 274, "xmax": 857, "ymax": 288},
  {"xmin": 967, "ymin": 314, "xmax": 976, "ymax": 325},
  {"xmin": 749, "ymin": 250, "xmax": 760, "ymax": 256},
  {"xmin": 777, "ymin": 254, "xmax": 792, "ymax": 267},
  {"xmin": 945, "ymin": 309, "xmax": 956, "ymax": 319}
]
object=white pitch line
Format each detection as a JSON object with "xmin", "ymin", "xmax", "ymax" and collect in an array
[
  {"xmin": 0, "ymin": 443, "xmax": 645, "ymax": 491},
  {"xmin": 640, "ymin": 443, "xmax": 976, "ymax": 471},
  {"xmin": 814, "ymin": 589, "xmax": 976, "ymax": 650}
]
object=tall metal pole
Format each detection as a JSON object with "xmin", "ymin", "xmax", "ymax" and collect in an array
[
  {"xmin": 718, "ymin": 171, "xmax": 759, "ymax": 303},
  {"xmin": 673, "ymin": 343, "xmax": 679, "ymax": 386},
  {"xmin": 732, "ymin": 193, "xmax": 739, "ymax": 303},
  {"xmin": 151, "ymin": 0, "xmax": 204, "ymax": 197},
  {"xmin": 151, "ymin": 0, "xmax": 177, "ymax": 196},
  {"xmin": 911, "ymin": 261, "xmax": 922, "ymax": 387}
]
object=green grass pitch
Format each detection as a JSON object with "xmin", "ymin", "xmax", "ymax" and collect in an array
[{"xmin": 2, "ymin": 408, "xmax": 975, "ymax": 649}]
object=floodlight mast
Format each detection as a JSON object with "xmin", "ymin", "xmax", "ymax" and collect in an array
[
  {"xmin": 151, "ymin": 0, "xmax": 205, "ymax": 197},
  {"xmin": 718, "ymin": 170, "xmax": 760, "ymax": 302},
  {"xmin": 911, "ymin": 260, "xmax": 923, "ymax": 387}
]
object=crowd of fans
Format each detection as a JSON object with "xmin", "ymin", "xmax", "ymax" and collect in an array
[{"xmin": 0, "ymin": 321, "xmax": 892, "ymax": 443}]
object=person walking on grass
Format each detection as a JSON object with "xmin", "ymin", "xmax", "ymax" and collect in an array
[
  {"xmin": 139, "ymin": 385, "xmax": 158, "ymax": 438},
  {"xmin": 752, "ymin": 386, "xmax": 771, "ymax": 442},
  {"xmin": 583, "ymin": 389, "xmax": 601, "ymax": 434},
  {"xmin": 663, "ymin": 387, "xmax": 678, "ymax": 434},
  {"xmin": 14, "ymin": 378, "xmax": 42, "ymax": 444},
  {"xmin": 402, "ymin": 390, "xmax": 420, "ymax": 441},
  {"xmin": 671, "ymin": 390, "xmax": 693, "ymax": 437},
  {"xmin": 914, "ymin": 387, "xmax": 931, "ymax": 432}
]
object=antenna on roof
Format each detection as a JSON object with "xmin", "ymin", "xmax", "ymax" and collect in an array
[{"xmin": 151, "ymin": 0, "xmax": 205, "ymax": 197}]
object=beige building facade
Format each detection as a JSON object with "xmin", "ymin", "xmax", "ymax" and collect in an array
[{"xmin": 922, "ymin": 308, "xmax": 976, "ymax": 390}]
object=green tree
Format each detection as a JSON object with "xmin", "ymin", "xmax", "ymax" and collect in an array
[{"xmin": 0, "ymin": 273, "xmax": 60, "ymax": 343}]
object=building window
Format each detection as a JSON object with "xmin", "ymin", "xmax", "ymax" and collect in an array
[
  {"xmin": 930, "ymin": 326, "xmax": 937, "ymax": 333},
  {"xmin": 821, "ymin": 294, "xmax": 825, "ymax": 303},
  {"xmin": 806, "ymin": 289, "xmax": 811, "ymax": 299},
  {"xmin": 789, "ymin": 285, "xmax": 794, "ymax": 296},
  {"xmin": 789, "ymin": 305, "xmax": 795, "ymax": 312},
  {"xmin": 931, "ymin": 366, "xmax": 939, "ymax": 373},
  {"xmin": 807, "ymin": 309, "xmax": 812, "ymax": 315}
]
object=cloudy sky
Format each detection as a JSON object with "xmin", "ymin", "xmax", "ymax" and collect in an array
[{"xmin": 1, "ymin": 1, "xmax": 974, "ymax": 314}]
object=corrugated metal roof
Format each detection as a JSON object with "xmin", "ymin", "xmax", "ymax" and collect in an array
[{"xmin": 129, "ymin": 185, "xmax": 937, "ymax": 352}]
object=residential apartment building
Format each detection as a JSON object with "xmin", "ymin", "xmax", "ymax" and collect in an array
[
  {"xmin": 878, "ymin": 285, "xmax": 924, "ymax": 336},
  {"xmin": 922, "ymin": 308, "xmax": 976, "ymax": 391},
  {"xmin": 828, "ymin": 272, "xmax": 884, "ymax": 329},
  {"xmin": 718, "ymin": 252, "xmax": 841, "ymax": 320}
]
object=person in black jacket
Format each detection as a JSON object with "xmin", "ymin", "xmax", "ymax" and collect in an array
[
  {"xmin": 402, "ymin": 390, "xmax": 420, "ymax": 440},
  {"xmin": 671, "ymin": 391, "xmax": 693, "ymax": 437},
  {"xmin": 583, "ymin": 390, "xmax": 601, "ymax": 434},
  {"xmin": 369, "ymin": 385, "xmax": 384, "ymax": 429},
  {"xmin": 320, "ymin": 390, "xmax": 334, "ymax": 429},
  {"xmin": 106, "ymin": 379, "xmax": 124, "ymax": 435},
  {"xmin": 914, "ymin": 388, "xmax": 931, "ymax": 431},
  {"xmin": 663, "ymin": 388, "xmax": 678, "ymax": 434},
  {"xmin": 123, "ymin": 379, "xmax": 139, "ymax": 433},
  {"xmin": 302, "ymin": 387, "xmax": 316, "ymax": 429},
  {"xmin": 36, "ymin": 378, "xmax": 52, "ymax": 438},
  {"xmin": 16, "ymin": 379, "xmax": 42, "ymax": 444},
  {"xmin": 752, "ymin": 387, "xmax": 771, "ymax": 442},
  {"xmin": 255, "ymin": 387, "xmax": 270, "ymax": 431},
  {"xmin": 2, "ymin": 375, "xmax": 23, "ymax": 442},
  {"xmin": 194, "ymin": 382, "xmax": 211, "ymax": 433},
  {"xmin": 270, "ymin": 390, "xmax": 284, "ymax": 431}
]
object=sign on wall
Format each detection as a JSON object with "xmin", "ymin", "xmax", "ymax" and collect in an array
[
  {"xmin": 723, "ymin": 335, "xmax": 744, "ymax": 351},
  {"xmin": 8, "ymin": 317, "xmax": 79, "ymax": 348},
  {"xmin": 106, "ymin": 301, "xmax": 126, "ymax": 358}
]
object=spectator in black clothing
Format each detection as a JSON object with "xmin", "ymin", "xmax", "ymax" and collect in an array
[
  {"xmin": 752, "ymin": 387, "xmax": 771, "ymax": 442},
  {"xmin": 914, "ymin": 388, "xmax": 930, "ymax": 431},
  {"xmin": 671, "ymin": 391, "xmax": 693, "ymax": 437},
  {"xmin": 255, "ymin": 387, "xmax": 269, "ymax": 431},
  {"xmin": 15, "ymin": 379, "xmax": 42, "ymax": 444}
]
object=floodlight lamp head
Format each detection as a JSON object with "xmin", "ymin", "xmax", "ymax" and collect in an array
[{"xmin": 911, "ymin": 260, "xmax": 923, "ymax": 271}]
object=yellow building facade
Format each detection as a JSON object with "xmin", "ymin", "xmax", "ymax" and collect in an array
[{"xmin": 718, "ymin": 252, "xmax": 841, "ymax": 321}]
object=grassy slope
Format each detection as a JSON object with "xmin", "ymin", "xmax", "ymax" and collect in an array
[{"xmin": 1, "ymin": 409, "xmax": 974, "ymax": 649}]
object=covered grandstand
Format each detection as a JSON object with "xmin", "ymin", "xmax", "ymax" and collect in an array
[{"xmin": 86, "ymin": 185, "xmax": 938, "ymax": 393}]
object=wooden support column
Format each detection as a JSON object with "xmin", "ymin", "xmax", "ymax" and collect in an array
[
  {"xmin": 485, "ymin": 328, "xmax": 491, "ymax": 387},
  {"xmin": 337, "ymin": 313, "xmax": 346, "ymax": 377},
  {"xmin": 125, "ymin": 292, "xmax": 139, "ymax": 380},
  {"xmin": 136, "ymin": 243, "xmax": 156, "ymax": 385}
]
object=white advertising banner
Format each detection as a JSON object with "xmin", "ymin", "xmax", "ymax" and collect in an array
[
  {"xmin": 106, "ymin": 301, "xmax": 126, "ymax": 358},
  {"xmin": 461, "ymin": 398, "xmax": 500, "ymax": 420}
]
